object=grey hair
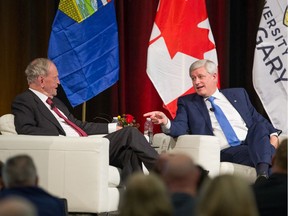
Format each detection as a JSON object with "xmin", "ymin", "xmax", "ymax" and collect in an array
[
  {"xmin": 189, "ymin": 59, "xmax": 217, "ymax": 77},
  {"xmin": 25, "ymin": 58, "xmax": 53, "ymax": 84},
  {"xmin": 2, "ymin": 155, "xmax": 37, "ymax": 188}
]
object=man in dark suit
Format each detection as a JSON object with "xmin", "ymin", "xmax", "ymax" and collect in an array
[
  {"xmin": 253, "ymin": 138, "xmax": 287, "ymax": 216},
  {"xmin": 12, "ymin": 58, "xmax": 158, "ymax": 181},
  {"xmin": 0, "ymin": 161, "xmax": 4, "ymax": 191},
  {"xmin": 0, "ymin": 154, "xmax": 66, "ymax": 216},
  {"xmin": 144, "ymin": 59, "xmax": 279, "ymax": 178}
]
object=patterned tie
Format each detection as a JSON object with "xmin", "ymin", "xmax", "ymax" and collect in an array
[
  {"xmin": 208, "ymin": 96, "xmax": 240, "ymax": 146},
  {"xmin": 46, "ymin": 98, "xmax": 87, "ymax": 137}
]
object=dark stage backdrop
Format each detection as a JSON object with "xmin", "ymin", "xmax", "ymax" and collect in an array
[{"xmin": 0, "ymin": 0, "xmax": 266, "ymax": 133}]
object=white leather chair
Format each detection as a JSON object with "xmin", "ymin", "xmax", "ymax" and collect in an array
[
  {"xmin": 154, "ymin": 133, "xmax": 288, "ymax": 183},
  {"xmin": 0, "ymin": 114, "xmax": 123, "ymax": 214},
  {"xmin": 153, "ymin": 133, "xmax": 257, "ymax": 182}
]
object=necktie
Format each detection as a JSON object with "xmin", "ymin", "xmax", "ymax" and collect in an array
[
  {"xmin": 46, "ymin": 98, "xmax": 87, "ymax": 137},
  {"xmin": 208, "ymin": 96, "xmax": 240, "ymax": 146}
]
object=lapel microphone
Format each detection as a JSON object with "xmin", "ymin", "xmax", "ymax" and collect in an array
[{"xmin": 210, "ymin": 108, "xmax": 214, "ymax": 112}]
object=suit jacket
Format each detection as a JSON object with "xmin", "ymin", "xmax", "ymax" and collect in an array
[
  {"xmin": 0, "ymin": 186, "xmax": 66, "ymax": 216},
  {"xmin": 169, "ymin": 88, "xmax": 277, "ymax": 137},
  {"xmin": 253, "ymin": 173, "xmax": 287, "ymax": 216},
  {"xmin": 12, "ymin": 90, "xmax": 108, "ymax": 136},
  {"xmin": 171, "ymin": 192, "xmax": 196, "ymax": 216}
]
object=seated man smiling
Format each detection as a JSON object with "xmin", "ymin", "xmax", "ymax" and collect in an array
[
  {"xmin": 12, "ymin": 58, "xmax": 158, "ymax": 182},
  {"xmin": 145, "ymin": 59, "xmax": 280, "ymax": 179}
]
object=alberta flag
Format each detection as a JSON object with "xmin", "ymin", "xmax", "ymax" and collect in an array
[
  {"xmin": 48, "ymin": 0, "xmax": 119, "ymax": 107},
  {"xmin": 147, "ymin": 0, "xmax": 218, "ymax": 117},
  {"xmin": 252, "ymin": 0, "xmax": 287, "ymax": 135}
]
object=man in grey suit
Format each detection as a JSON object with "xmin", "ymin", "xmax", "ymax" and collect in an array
[
  {"xmin": 145, "ymin": 59, "xmax": 280, "ymax": 179},
  {"xmin": 12, "ymin": 58, "xmax": 158, "ymax": 182}
]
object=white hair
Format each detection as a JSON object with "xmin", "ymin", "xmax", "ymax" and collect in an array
[{"xmin": 189, "ymin": 59, "xmax": 217, "ymax": 77}]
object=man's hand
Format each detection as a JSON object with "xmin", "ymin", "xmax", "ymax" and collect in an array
[
  {"xmin": 116, "ymin": 125, "xmax": 123, "ymax": 131},
  {"xmin": 143, "ymin": 111, "xmax": 169, "ymax": 125},
  {"xmin": 270, "ymin": 135, "xmax": 279, "ymax": 149}
]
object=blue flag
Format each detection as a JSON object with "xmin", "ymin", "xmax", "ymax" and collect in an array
[{"xmin": 48, "ymin": 0, "xmax": 119, "ymax": 107}]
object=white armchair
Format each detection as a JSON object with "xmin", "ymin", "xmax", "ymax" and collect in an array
[
  {"xmin": 0, "ymin": 114, "xmax": 122, "ymax": 214},
  {"xmin": 153, "ymin": 133, "xmax": 257, "ymax": 182}
]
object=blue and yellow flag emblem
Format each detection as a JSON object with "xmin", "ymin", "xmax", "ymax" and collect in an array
[
  {"xmin": 48, "ymin": 0, "xmax": 119, "ymax": 107},
  {"xmin": 59, "ymin": 0, "xmax": 111, "ymax": 22}
]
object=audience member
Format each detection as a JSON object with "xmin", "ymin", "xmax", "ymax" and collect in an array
[
  {"xmin": 0, "ymin": 196, "xmax": 37, "ymax": 216},
  {"xmin": 144, "ymin": 59, "xmax": 280, "ymax": 179},
  {"xmin": 152, "ymin": 152, "xmax": 171, "ymax": 176},
  {"xmin": 253, "ymin": 138, "xmax": 287, "ymax": 216},
  {"xmin": 12, "ymin": 58, "xmax": 158, "ymax": 182},
  {"xmin": 195, "ymin": 164, "xmax": 210, "ymax": 194},
  {"xmin": 118, "ymin": 172, "xmax": 173, "ymax": 216},
  {"xmin": 0, "ymin": 160, "xmax": 4, "ymax": 190},
  {"xmin": 155, "ymin": 153, "xmax": 200, "ymax": 216},
  {"xmin": 196, "ymin": 174, "xmax": 259, "ymax": 216},
  {"xmin": 0, "ymin": 154, "xmax": 66, "ymax": 216}
]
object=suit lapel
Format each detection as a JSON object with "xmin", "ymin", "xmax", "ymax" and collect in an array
[{"xmin": 29, "ymin": 91, "xmax": 66, "ymax": 135}]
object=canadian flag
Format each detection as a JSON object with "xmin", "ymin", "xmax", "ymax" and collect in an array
[{"xmin": 147, "ymin": 0, "xmax": 218, "ymax": 118}]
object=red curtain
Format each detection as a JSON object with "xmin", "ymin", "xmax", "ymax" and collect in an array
[{"xmin": 115, "ymin": 0, "xmax": 166, "ymax": 133}]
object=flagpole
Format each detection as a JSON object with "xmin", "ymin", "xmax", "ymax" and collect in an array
[{"xmin": 82, "ymin": 102, "xmax": 86, "ymax": 122}]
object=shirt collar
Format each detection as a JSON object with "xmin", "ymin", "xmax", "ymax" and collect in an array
[
  {"xmin": 205, "ymin": 89, "xmax": 221, "ymax": 101},
  {"xmin": 212, "ymin": 89, "xmax": 223, "ymax": 100},
  {"xmin": 29, "ymin": 88, "xmax": 49, "ymax": 103}
]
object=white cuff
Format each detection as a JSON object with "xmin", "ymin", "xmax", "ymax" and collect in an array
[{"xmin": 161, "ymin": 119, "xmax": 171, "ymax": 133}]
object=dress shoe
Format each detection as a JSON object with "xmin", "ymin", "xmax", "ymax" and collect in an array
[{"xmin": 255, "ymin": 174, "xmax": 268, "ymax": 185}]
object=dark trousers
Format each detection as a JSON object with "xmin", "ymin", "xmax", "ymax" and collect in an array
[
  {"xmin": 221, "ymin": 122, "xmax": 275, "ymax": 173},
  {"xmin": 104, "ymin": 127, "xmax": 159, "ymax": 181}
]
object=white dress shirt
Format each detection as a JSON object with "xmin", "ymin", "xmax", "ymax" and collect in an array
[{"xmin": 205, "ymin": 90, "xmax": 248, "ymax": 149}]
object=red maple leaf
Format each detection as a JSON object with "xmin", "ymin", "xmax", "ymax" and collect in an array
[{"xmin": 153, "ymin": 0, "xmax": 215, "ymax": 59}]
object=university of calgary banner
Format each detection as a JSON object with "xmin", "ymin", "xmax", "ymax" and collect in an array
[
  {"xmin": 252, "ymin": 0, "xmax": 288, "ymax": 135},
  {"xmin": 48, "ymin": 0, "xmax": 119, "ymax": 107},
  {"xmin": 147, "ymin": 0, "xmax": 218, "ymax": 118}
]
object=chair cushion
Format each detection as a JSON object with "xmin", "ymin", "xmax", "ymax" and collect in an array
[
  {"xmin": 108, "ymin": 166, "xmax": 121, "ymax": 187},
  {"xmin": 0, "ymin": 114, "xmax": 17, "ymax": 135},
  {"xmin": 220, "ymin": 162, "xmax": 257, "ymax": 183}
]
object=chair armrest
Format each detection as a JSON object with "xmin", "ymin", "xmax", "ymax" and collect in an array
[
  {"xmin": 153, "ymin": 133, "xmax": 221, "ymax": 177},
  {"xmin": 153, "ymin": 133, "xmax": 176, "ymax": 153},
  {"xmin": 0, "ymin": 135, "xmax": 110, "ymax": 213},
  {"xmin": 279, "ymin": 134, "xmax": 288, "ymax": 143},
  {"xmin": 172, "ymin": 135, "xmax": 221, "ymax": 177}
]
